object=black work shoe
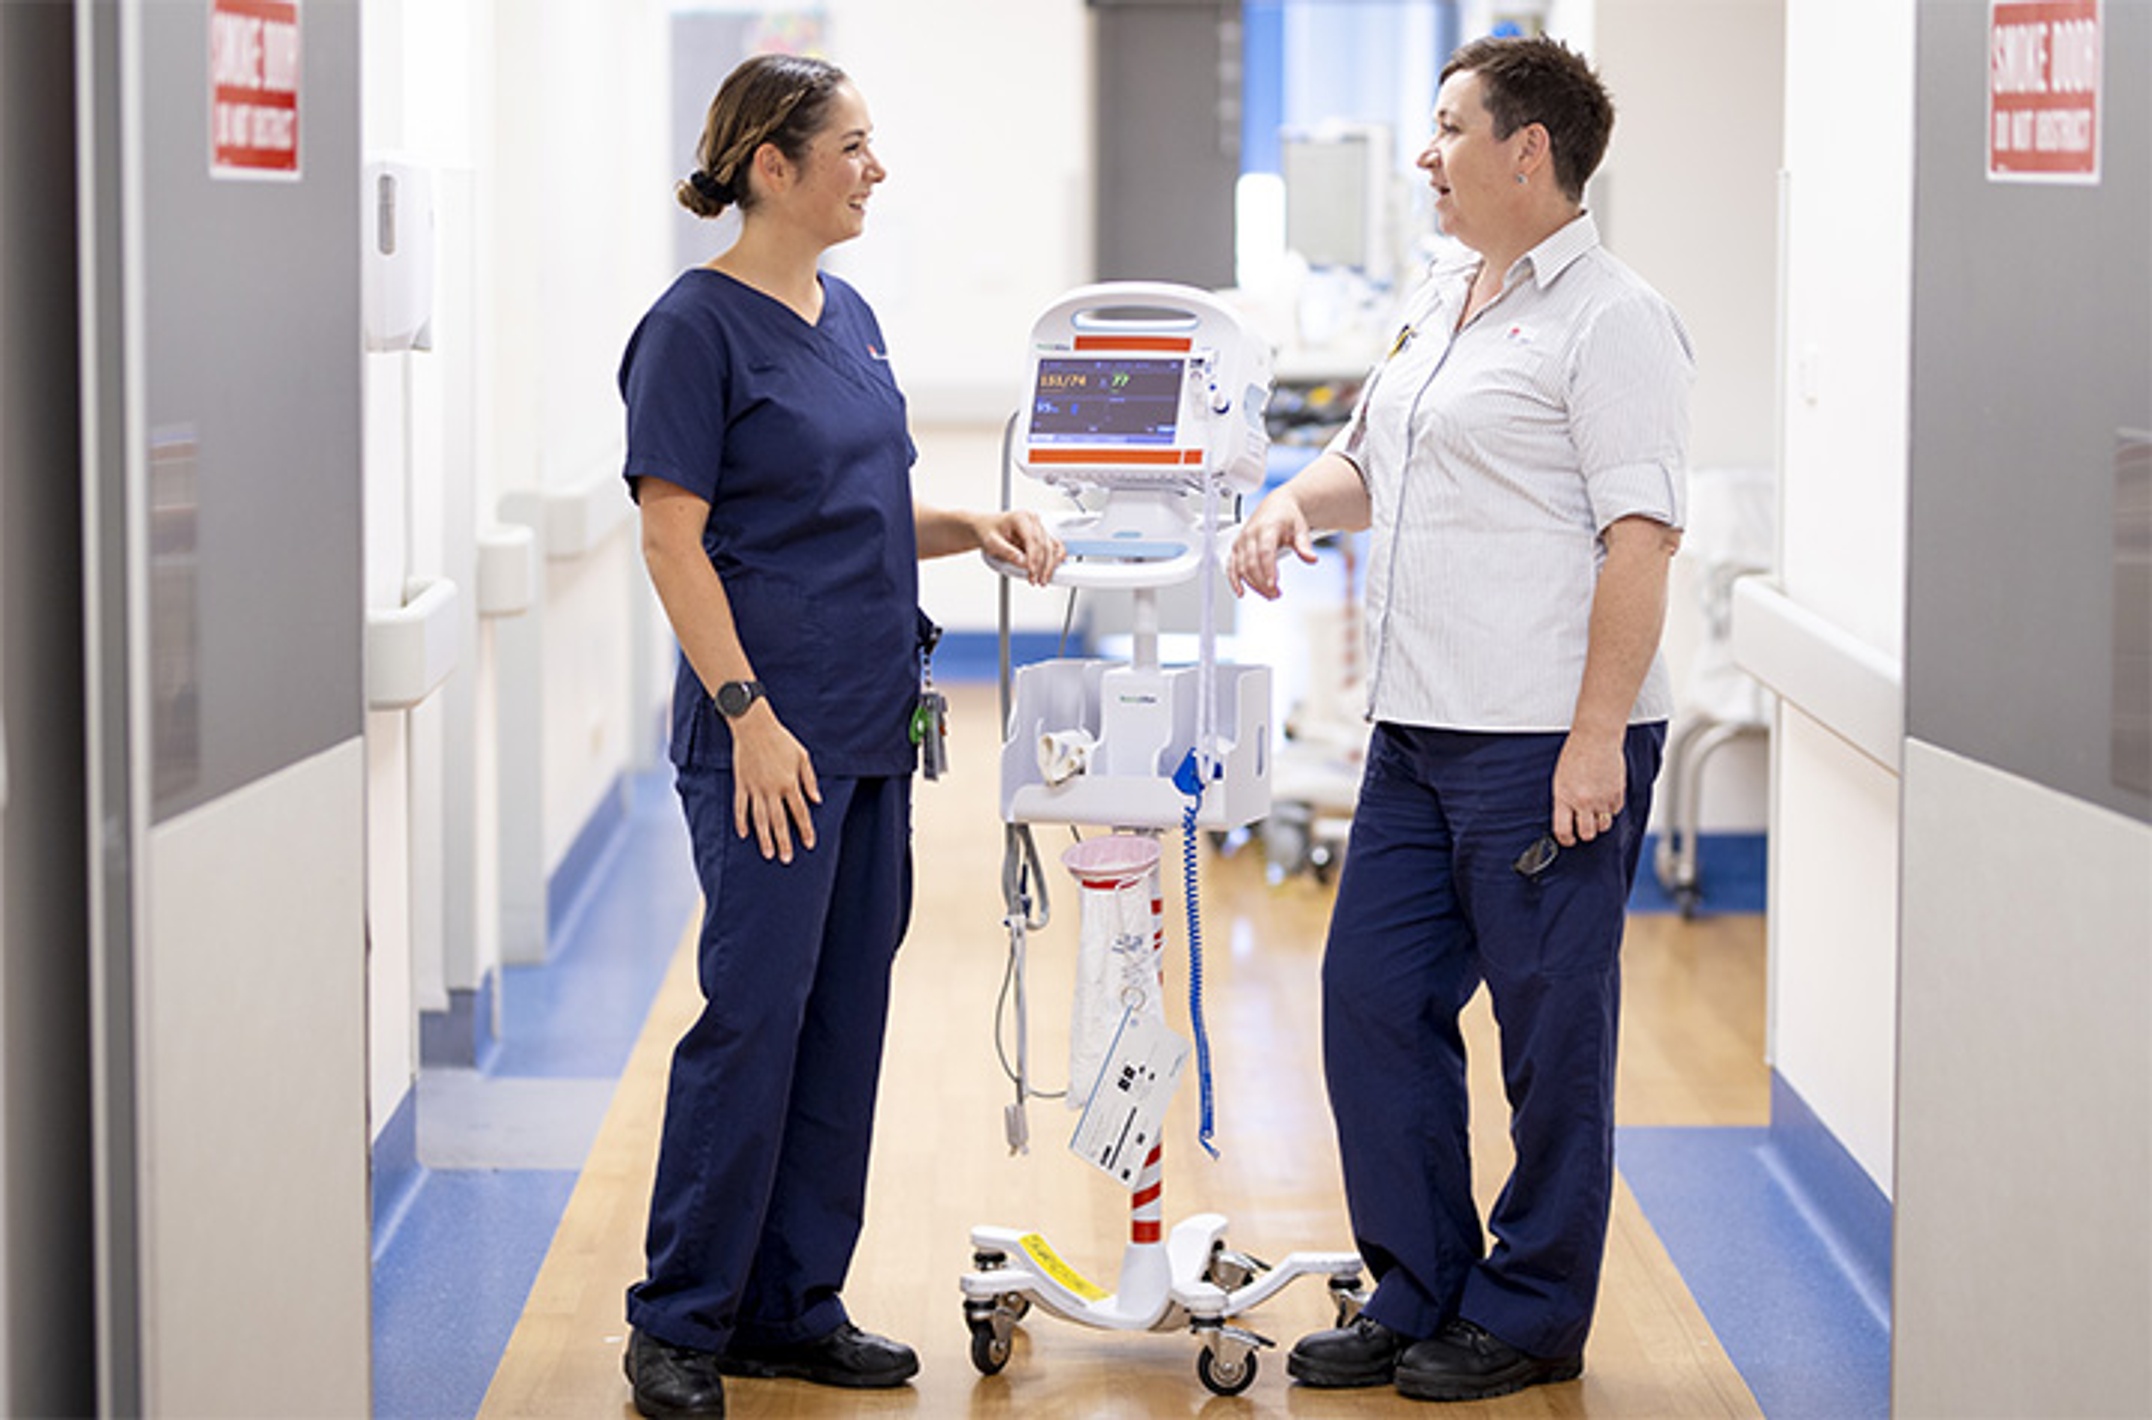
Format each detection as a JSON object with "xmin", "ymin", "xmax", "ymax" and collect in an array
[
  {"xmin": 1286, "ymin": 1314, "xmax": 1415, "ymax": 1387},
  {"xmin": 624, "ymin": 1329, "xmax": 726, "ymax": 1418},
  {"xmin": 720, "ymin": 1322, "xmax": 919, "ymax": 1389},
  {"xmin": 1394, "ymin": 1317, "xmax": 1583, "ymax": 1402}
]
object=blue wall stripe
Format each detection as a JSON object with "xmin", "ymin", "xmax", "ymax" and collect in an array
[
  {"xmin": 369, "ymin": 1086, "xmax": 421, "ymax": 1268},
  {"xmin": 1765, "ymin": 1073, "xmax": 1894, "ymax": 1327},
  {"xmin": 1628, "ymin": 831, "xmax": 1767, "ymax": 916},
  {"xmin": 546, "ymin": 772, "xmax": 630, "ymax": 933},
  {"xmin": 932, "ymin": 629, "xmax": 1070, "ymax": 685}
]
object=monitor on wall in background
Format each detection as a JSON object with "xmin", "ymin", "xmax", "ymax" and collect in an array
[{"xmin": 1281, "ymin": 129, "xmax": 1374, "ymax": 272}]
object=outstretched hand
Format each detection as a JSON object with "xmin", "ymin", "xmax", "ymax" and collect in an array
[
  {"xmin": 978, "ymin": 508, "xmax": 1065, "ymax": 586},
  {"xmin": 1227, "ymin": 491, "xmax": 1319, "ymax": 599}
]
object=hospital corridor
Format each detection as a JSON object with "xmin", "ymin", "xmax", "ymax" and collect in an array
[
  {"xmin": 2, "ymin": 2, "xmax": 2148, "ymax": 1419},
  {"xmin": 397, "ymin": 683, "xmax": 1794, "ymax": 1420}
]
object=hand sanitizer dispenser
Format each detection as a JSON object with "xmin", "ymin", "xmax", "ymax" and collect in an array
[{"xmin": 363, "ymin": 157, "xmax": 433, "ymax": 352}]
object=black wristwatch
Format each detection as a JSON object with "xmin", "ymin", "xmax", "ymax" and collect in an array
[{"xmin": 713, "ymin": 679, "xmax": 766, "ymax": 719}]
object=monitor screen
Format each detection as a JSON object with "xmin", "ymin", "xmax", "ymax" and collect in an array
[
  {"xmin": 1283, "ymin": 133, "xmax": 1372, "ymax": 270},
  {"xmin": 1028, "ymin": 357, "xmax": 1184, "ymax": 445}
]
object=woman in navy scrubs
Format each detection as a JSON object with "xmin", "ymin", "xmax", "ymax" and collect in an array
[{"xmin": 617, "ymin": 54, "xmax": 1061, "ymax": 1419}]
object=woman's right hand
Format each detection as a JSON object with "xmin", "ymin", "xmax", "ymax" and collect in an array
[
  {"xmin": 1228, "ymin": 489, "xmax": 1318, "ymax": 600},
  {"xmin": 726, "ymin": 705, "xmax": 821, "ymax": 863}
]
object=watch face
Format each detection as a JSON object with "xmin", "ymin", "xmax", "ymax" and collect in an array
[{"xmin": 717, "ymin": 680, "xmax": 758, "ymax": 717}]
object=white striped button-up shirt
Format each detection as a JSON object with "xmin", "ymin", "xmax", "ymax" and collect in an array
[{"xmin": 1334, "ymin": 212, "xmax": 1693, "ymax": 732}]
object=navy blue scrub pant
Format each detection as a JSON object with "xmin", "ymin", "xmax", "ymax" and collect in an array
[
  {"xmin": 1325, "ymin": 721, "xmax": 1663, "ymax": 1361},
  {"xmin": 627, "ymin": 769, "xmax": 913, "ymax": 1354}
]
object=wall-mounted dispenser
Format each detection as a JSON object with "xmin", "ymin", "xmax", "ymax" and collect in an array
[{"xmin": 362, "ymin": 156, "xmax": 434, "ymax": 352}]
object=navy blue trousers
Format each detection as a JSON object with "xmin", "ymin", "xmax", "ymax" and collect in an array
[
  {"xmin": 627, "ymin": 770, "xmax": 913, "ymax": 1353},
  {"xmin": 1324, "ymin": 722, "xmax": 1663, "ymax": 1360}
]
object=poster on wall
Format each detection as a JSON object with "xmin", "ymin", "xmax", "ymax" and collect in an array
[
  {"xmin": 210, "ymin": 0, "xmax": 301, "ymax": 179},
  {"xmin": 1987, "ymin": 0, "xmax": 2101, "ymax": 184}
]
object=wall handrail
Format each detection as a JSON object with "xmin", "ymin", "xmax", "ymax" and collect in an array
[
  {"xmin": 1730, "ymin": 578, "xmax": 1903, "ymax": 773},
  {"xmin": 475, "ymin": 524, "xmax": 537, "ymax": 617},
  {"xmin": 366, "ymin": 575, "xmax": 462, "ymax": 710},
  {"xmin": 500, "ymin": 461, "xmax": 633, "ymax": 565}
]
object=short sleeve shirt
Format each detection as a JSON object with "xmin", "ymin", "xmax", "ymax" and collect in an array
[
  {"xmin": 619, "ymin": 268, "xmax": 923, "ymax": 776},
  {"xmin": 1334, "ymin": 213, "xmax": 1693, "ymax": 731}
]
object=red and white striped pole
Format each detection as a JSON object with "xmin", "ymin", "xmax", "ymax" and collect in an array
[{"xmin": 1130, "ymin": 1142, "xmax": 1164, "ymax": 1245}]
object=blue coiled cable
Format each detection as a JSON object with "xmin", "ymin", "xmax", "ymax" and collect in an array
[{"xmin": 1174, "ymin": 753, "xmax": 1219, "ymax": 1159}]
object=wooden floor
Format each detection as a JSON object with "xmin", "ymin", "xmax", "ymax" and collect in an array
[{"xmin": 480, "ymin": 685, "xmax": 1767, "ymax": 1418}]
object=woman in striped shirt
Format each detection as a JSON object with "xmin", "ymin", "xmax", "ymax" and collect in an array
[{"xmin": 1229, "ymin": 32, "xmax": 1693, "ymax": 1406}]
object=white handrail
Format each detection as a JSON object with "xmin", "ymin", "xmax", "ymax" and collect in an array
[
  {"xmin": 474, "ymin": 523, "xmax": 536, "ymax": 617},
  {"xmin": 500, "ymin": 459, "xmax": 633, "ymax": 565},
  {"xmin": 366, "ymin": 575, "xmax": 461, "ymax": 710},
  {"xmin": 1730, "ymin": 577, "xmax": 1902, "ymax": 772}
]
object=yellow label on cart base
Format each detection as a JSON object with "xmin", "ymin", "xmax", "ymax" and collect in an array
[{"xmin": 1018, "ymin": 1232, "xmax": 1108, "ymax": 1303}]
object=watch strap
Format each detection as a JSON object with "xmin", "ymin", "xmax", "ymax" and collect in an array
[{"xmin": 713, "ymin": 678, "xmax": 766, "ymax": 719}]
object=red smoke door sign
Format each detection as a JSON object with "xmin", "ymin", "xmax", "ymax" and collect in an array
[
  {"xmin": 211, "ymin": 0, "xmax": 301, "ymax": 179},
  {"xmin": 1987, "ymin": 0, "xmax": 2102, "ymax": 184}
]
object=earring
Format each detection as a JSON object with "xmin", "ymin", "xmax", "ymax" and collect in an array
[{"xmin": 1515, "ymin": 172, "xmax": 1528, "ymax": 185}]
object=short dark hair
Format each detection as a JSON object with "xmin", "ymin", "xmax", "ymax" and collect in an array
[
  {"xmin": 1441, "ymin": 36, "xmax": 1613, "ymax": 203},
  {"xmin": 678, "ymin": 53, "xmax": 850, "ymax": 218}
]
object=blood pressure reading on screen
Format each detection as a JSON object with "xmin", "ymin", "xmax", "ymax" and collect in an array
[{"xmin": 1028, "ymin": 358, "xmax": 1184, "ymax": 444}]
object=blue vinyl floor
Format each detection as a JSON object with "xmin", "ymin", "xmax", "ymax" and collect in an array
[
  {"xmin": 371, "ymin": 769, "xmax": 698, "ymax": 1420},
  {"xmin": 372, "ymin": 787, "xmax": 1884, "ymax": 1418},
  {"xmin": 1617, "ymin": 1124, "xmax": 1890, "ymax": 1420}
]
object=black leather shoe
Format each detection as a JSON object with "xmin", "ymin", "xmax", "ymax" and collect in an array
[
  {"xmin": 720, "ymin": 1322, "xmax": 919, "ymax": 1389},
  {"xmin": 1394, "ymin": 1318, "xmax": 1583, "ymax": 1402},
  {"xmin": 1286, "ymin": 1314, "xmax": 1415, "ymax": 1387},
  {"xmin": 624, "ymin": 1329, "xmax": 726, "ymax": 1418}
]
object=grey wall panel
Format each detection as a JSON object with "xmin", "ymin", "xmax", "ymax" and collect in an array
[
  {"xmin": 138, "ymin": 0, "xmax": 364, "ymax": 823},
  {"xmin": 1898, "ymin": 7, "xmax": 2152, "ymax": 1415},
  {"xmin": 76, "ymin": 0, "xmax": 372, "ymax": 1411},
  {"xmin": 1906, "ymin": 0, "xmax": 2151, "ymax": 825},
  {"xmin": 1095, "ymin": 1, "xmax": 1240, "ymax": 288},
  {"xmin": 0, "ymin": 5, "xmax": 97, "ymax": 1415},
  {"xmin": 141, "ymin": 741, "xmax": 371, "ymax": 1417},
  {"xmin": 1895, "ymin": 740, "xmax": 2152, "ymax": 1418}
]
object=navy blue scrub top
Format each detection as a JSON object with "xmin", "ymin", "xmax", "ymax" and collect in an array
[{"xmin": 620, "ymin": 268, "xmax": 924, "ymax": 779}]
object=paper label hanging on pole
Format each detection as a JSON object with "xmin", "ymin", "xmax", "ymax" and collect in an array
[{"xmin": 1069, "ymin": 1007, "xmax": 1188, "ymax": 1188}]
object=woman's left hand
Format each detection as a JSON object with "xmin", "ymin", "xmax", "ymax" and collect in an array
[{"xmin": 979, "ymin": 509, "xmax": 1064, "ymax": 586}]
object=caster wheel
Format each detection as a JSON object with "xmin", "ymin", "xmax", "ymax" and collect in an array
[
  {"xmin": 1197, "ymin": 1346, "xmax": 1258, "ymax": 1397},
  {"xmin": 968, "ymin": 1320, "xmax": 1012, "ymax": 1376}
]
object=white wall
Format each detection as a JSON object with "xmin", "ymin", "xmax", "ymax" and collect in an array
[
  {"xmin": 810, "ymin": 1, "xmax": 1097, "ymax": 633},
  {"xmin": 494, "ymin": 2, "xmax": 670, "ymax": 896},
  {"xmin": 361, "ymin": 0, "xmax": 672, "ymax": 1131},
  {"xmin": 1751, "ymin": 0, "xmax": 1917, "ymax": 1193},
  {"xmin": 1592, "ymin": 0, "xmax": 1784, "ymax": 834}
]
